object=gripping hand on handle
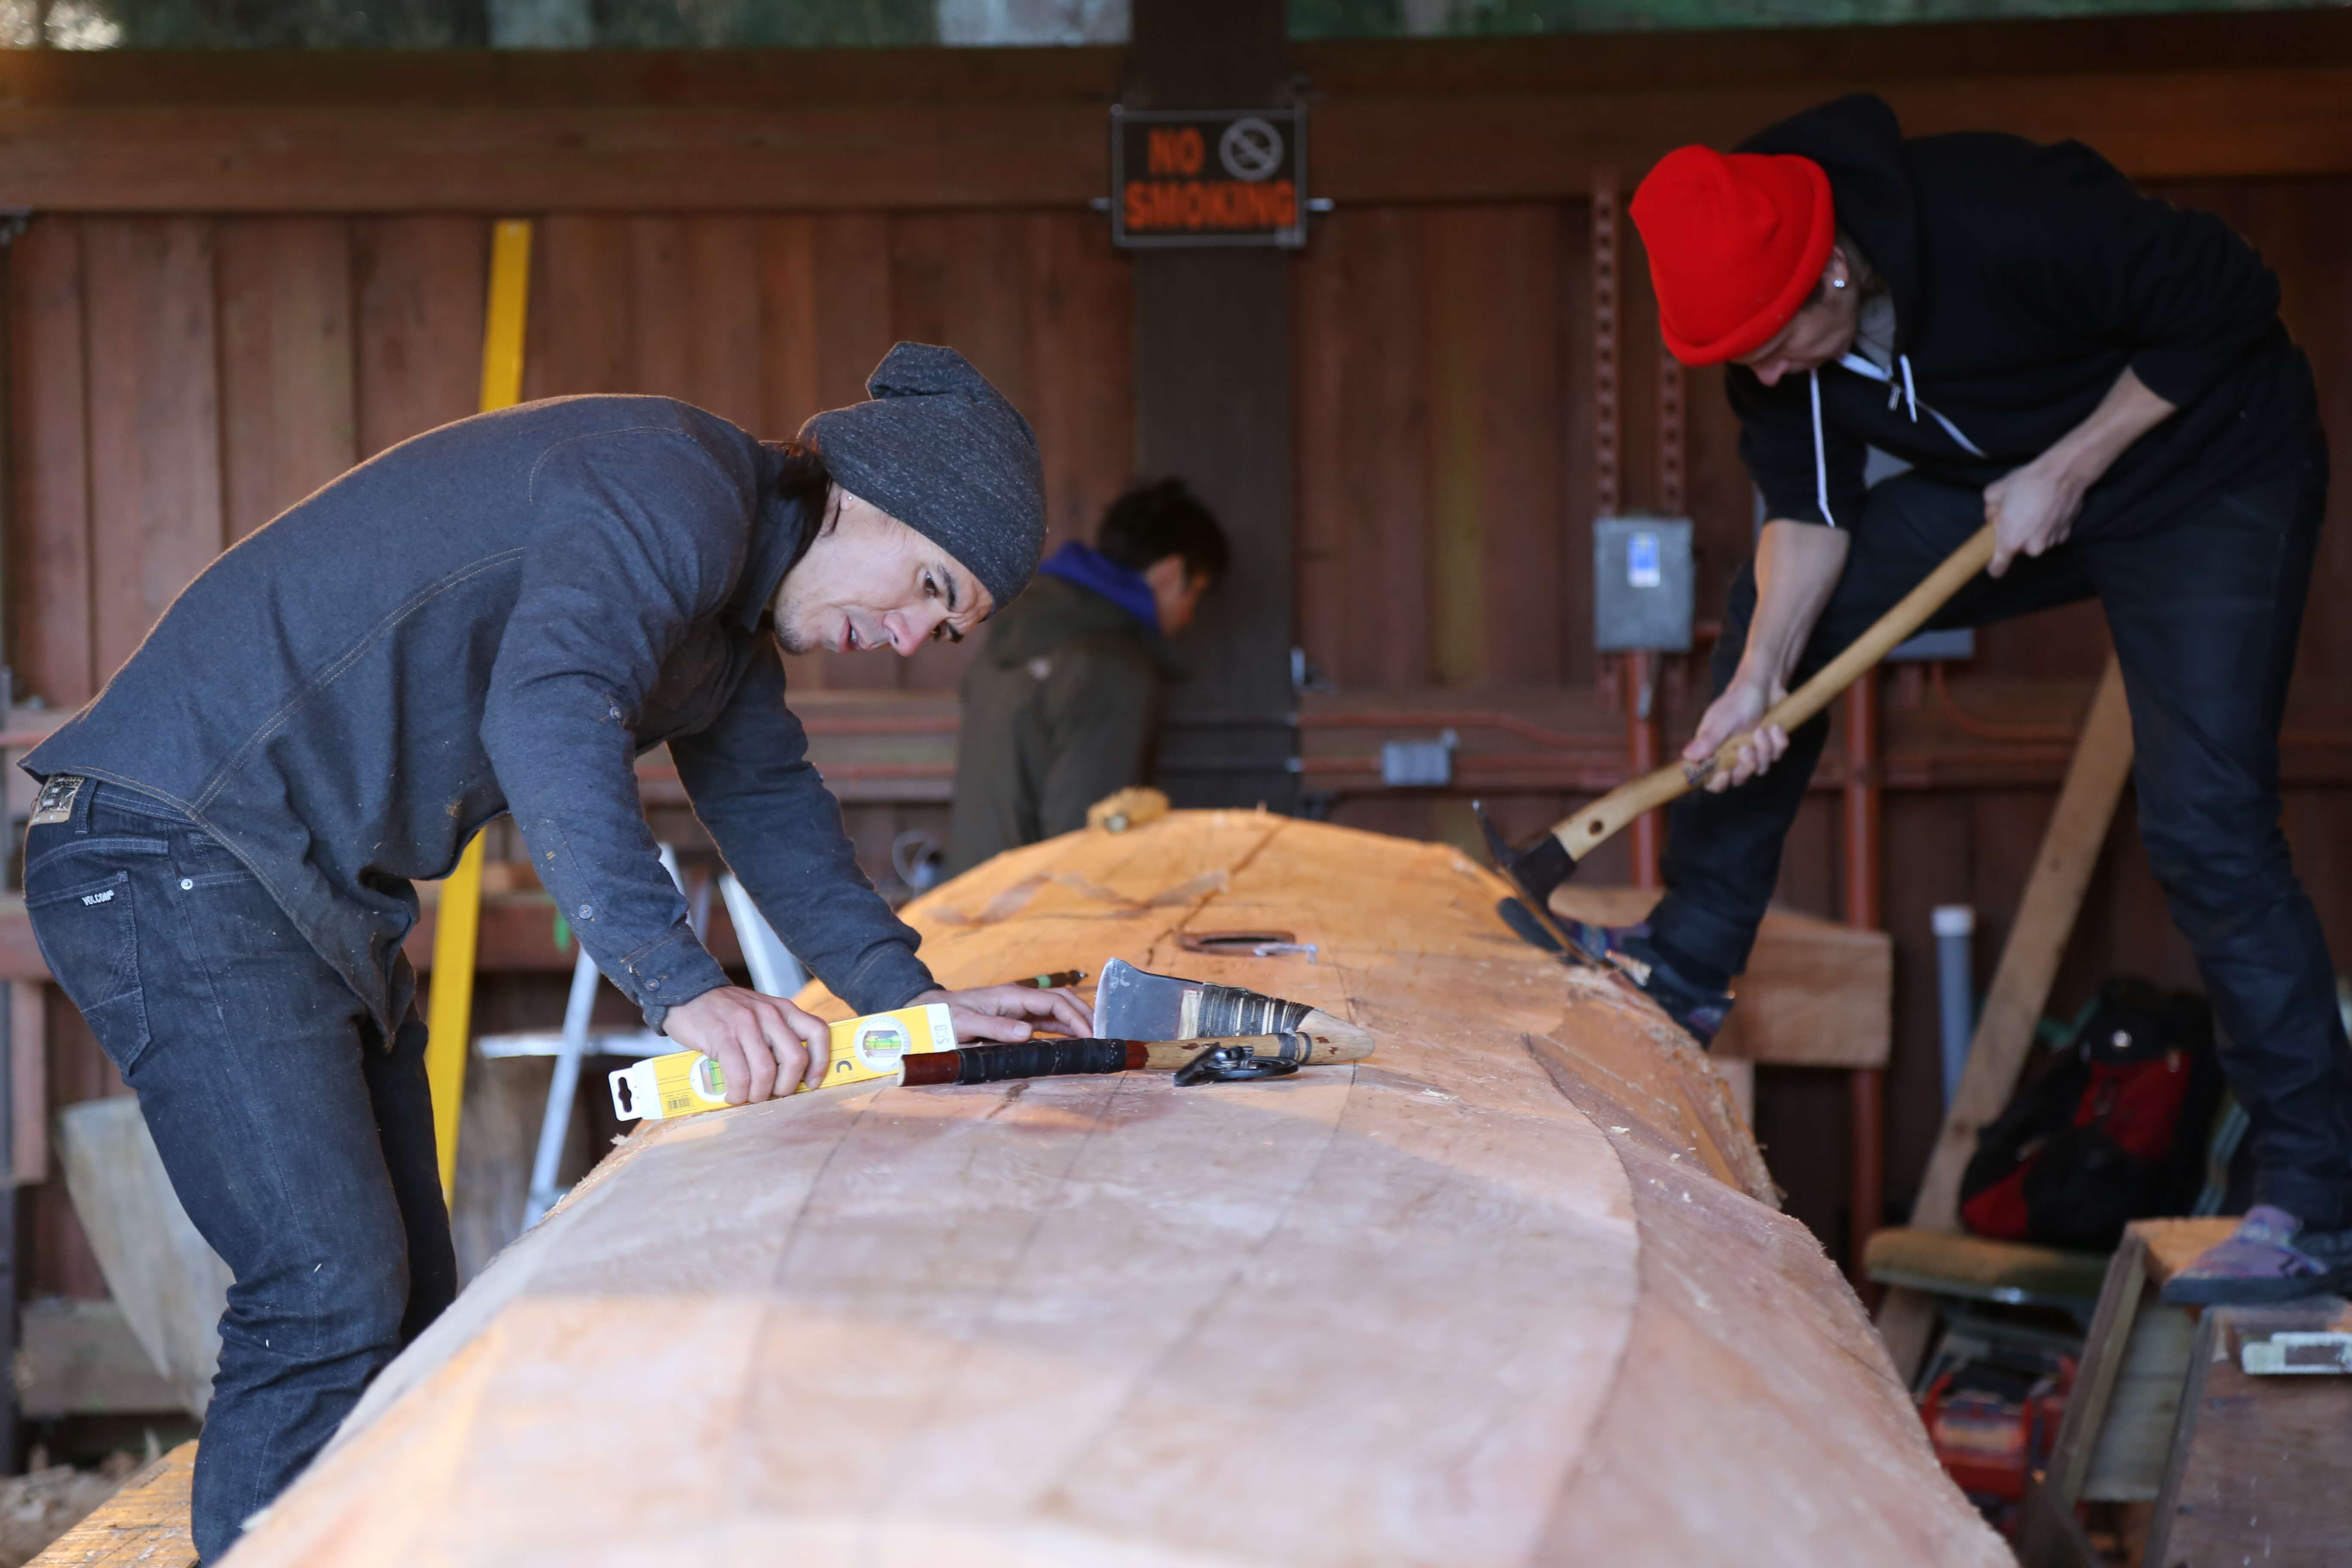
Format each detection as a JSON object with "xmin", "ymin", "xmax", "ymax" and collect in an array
[{"xmin": 1682, "ymin": 675, "xmax": 1791, "ymax": 793}]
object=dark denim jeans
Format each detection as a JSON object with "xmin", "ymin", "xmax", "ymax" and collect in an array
[
  {"xmin": 1655, "ymin": 435, "xmax": 2352, "ymax": 1229},
  {"xmin": 24, "ymin": 781, "xmax": 454, "ymax": 1564}
]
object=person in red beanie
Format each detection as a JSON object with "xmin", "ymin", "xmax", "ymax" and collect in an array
[{"xmin": 1574, "ymin": 94, "xmax": 2347, "ymax": 1304}]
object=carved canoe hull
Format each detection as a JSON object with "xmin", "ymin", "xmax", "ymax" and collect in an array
[{"xmin": 225, "ymin": 812, "xmax": 2006, "ymax": 1567}]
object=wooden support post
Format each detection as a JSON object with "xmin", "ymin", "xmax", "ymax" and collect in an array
[
  {"xmin": 1844, "ymin": 670, "xmax": 1884, "ymax": 1295},
  {"xmin": 1131, "ymin": 0, "xmax": 1295, "ymax": 813},
  {"xmin": 10, "ymin": 980, "xmax": 43, "ymax": 1185},
  {"xmin": 1877, "ymin": 655, "xmax": 2134, "ymax": 1378}
]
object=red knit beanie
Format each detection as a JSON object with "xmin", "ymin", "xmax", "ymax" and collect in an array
[{"xmin": 1630, "ymin": 145, "xmax": 1835, "ymax": 367}]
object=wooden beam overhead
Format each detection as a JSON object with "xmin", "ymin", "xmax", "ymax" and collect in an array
[{"xmin": 0, "ymin": 15, "xmax": 2347, "ymax": 211}]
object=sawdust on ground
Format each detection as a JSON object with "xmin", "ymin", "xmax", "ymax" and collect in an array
[{"xmin": 0, "ymin": 1451, "xmax": 143, "ymax": 1566}]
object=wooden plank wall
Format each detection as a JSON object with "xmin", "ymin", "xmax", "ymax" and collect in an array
[{"xmin": 9, "ymin": 177, "xmax": 2351, "ymax": 1277}]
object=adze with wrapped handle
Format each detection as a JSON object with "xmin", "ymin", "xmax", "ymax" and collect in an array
[{"xmin": 1479, "ymin": 521, "xmax": 1997, "ymax": 953}]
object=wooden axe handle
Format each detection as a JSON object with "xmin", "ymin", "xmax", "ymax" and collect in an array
[{"xmin": 1551, "ymin": 521, "xmax": 1997, "ymax": 862}]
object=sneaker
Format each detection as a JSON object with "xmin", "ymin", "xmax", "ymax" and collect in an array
[
  {"xmin": 1559, "ymin": 919, "xmax": 1736, "ymax": 1047},
  {"xmin": 2160, "ymin": 1205, "xmax": 2352, "ymax": 1305}
]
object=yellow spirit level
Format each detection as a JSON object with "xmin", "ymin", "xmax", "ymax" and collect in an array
[{"xmin": 608, "ymin": 1003, "xmax": 954, "ymax": 1121}]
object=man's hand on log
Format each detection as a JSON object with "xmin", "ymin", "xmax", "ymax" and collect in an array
[
  {"xmin": 913, "ymin": 985, "xmax": 1093, "ymax": 1044},
  {"xmin": 662, "ymin": 986, "xmax": 830, "ymax": 1104}
]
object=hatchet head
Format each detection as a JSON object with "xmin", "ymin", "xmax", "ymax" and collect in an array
[{"xmin": 1472, "ymin": 801, "xmax": 1605, "ymax": 966}]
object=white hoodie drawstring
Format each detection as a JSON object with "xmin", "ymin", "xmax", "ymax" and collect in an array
[
  {"xmin": 1832, "ymin": 351, "xmax": 1989, "ymax": 459},
  {"xmin": 1810, "ymin": 369, "xmax": 1837, "ymax": 528}
]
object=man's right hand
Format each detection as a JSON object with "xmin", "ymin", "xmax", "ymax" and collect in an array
[
  {"xmin": 1682, "ymin": 676, "xmax": 1790, "ymax": 794},
  {"xmin": 662, "ymin": 986, "xmax": 831, "ymax": 1105}
]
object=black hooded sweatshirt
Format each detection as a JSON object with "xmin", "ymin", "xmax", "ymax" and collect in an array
[{"xmin": 1727, "ymin": 95, "xmax": 2317, "ymax": 535}]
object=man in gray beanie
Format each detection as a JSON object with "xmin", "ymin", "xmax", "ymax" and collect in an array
[
  {"xmin": 801, "ymin": 340, "xmax": 1045, "ymax": 612},
  {"xmin": 19, "ymin": 342, "xmax": 1077, "ymax": 1562}
]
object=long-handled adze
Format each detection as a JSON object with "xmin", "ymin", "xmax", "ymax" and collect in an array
[{"xmin": 1479, "ymin": 521, "xmax": 1999, "ymax": 954}]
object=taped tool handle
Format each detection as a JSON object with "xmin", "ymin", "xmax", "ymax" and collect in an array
[{"xmin": 900, "ymin": 1038, "xmax": 1145, "ymax": 1086}]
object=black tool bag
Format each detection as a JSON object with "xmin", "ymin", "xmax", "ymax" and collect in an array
[{"xmin": 1959, "ymin": 980, "xmax": 2222, "ymax": 1251}]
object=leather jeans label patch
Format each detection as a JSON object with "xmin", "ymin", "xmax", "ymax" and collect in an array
[{"xmin": 30, "ymin": 775, "xmax": 84, "ymax": 827}]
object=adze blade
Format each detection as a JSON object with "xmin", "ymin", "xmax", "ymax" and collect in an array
[{"xmin": 1472, "ymin": 801, "xmax": 1606, "ymax": 967}]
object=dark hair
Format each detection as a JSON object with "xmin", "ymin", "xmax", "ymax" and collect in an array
[
  {"xmin": 1095, "ymin": 478, "xmax": 1229, "ymax": 583},
  {"xmin": 773, "ymin": 439, "xmax": 836, "ymax": 573}
]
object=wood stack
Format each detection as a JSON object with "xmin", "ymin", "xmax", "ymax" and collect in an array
[{"xmin": 222, "ymin": 812, "xmax": 2004, "ymax": 1566}]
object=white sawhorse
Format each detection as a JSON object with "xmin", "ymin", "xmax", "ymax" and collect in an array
[{"xmin": 476, "ymin": 847, "xmax": 808, "ymax": 1227}]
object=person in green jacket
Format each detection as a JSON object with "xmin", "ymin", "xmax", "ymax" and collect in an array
[{"xmin": 945, "ymin": 479, "xmax": 1227, "ymax": 874}]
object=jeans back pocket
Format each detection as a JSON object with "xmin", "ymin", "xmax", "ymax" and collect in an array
[{"xmin": 26, "ymin": 869, "xmax": 153, "ymax": 1075}]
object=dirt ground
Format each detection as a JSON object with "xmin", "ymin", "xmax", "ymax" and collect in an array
[{"xmin": 0, "ymin": 1451, "xmax": 142, "ymax": 1567}]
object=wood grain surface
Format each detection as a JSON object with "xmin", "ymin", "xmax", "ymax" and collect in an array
[
  {"xmin": 26, "ymin": 1441, "xmax": 198, "ymax": 1568},
  {"xmin": 222, "ymin": 814, "xmax": 2002, "ymax": 1567}
]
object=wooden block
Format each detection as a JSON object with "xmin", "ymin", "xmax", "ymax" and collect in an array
[
  {"xmin": 2147, "ymin": 1303, "xmax": 2352, "ymax": 1566},
  {"xmin": 15, "ymin": 1298, "xmax": 182, "ymax": 1419},
  {"xmin": 1550, "ymin": 886, "xmax": 1892, "ymax": 1068},
  {"xmin": 2133, "ymin": 1216, "xmax": 2240, "ymax": 1289},
  {"xmin": 55, "ymin": 1099, "xmax": 230, "ymax": 1417},
  {"xmin": 2038, "ymin": 1227, "xmax": 2148, "ymax": 1531},
  {"xmin": 2079, "ymin": 1299, "xmax": 2197, "ymax": 1501},
  {"xmin": 26, "ymin": 1440, "xmax": 196, "ymax": 1568}
]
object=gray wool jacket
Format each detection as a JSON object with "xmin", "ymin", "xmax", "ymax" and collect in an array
[{"xmin": 22, "ymin": 395, "xmax": 934, "ymax": 1036}]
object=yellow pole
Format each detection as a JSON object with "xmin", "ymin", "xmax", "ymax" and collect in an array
[{"xmin": 426, "ymin": 218, "xmax": 534, "ymax": 1205}]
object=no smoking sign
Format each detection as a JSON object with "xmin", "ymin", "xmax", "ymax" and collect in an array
[{"xmin": 1110, "ymin": 106, "xmax": 1311, "ymax": 250}]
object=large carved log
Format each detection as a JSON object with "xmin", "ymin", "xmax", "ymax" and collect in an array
[{"xmin": 225, "ymin": 811, "xmax": 2004, "ymax": 1566}]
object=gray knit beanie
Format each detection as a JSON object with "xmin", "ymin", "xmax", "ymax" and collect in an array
[{"xmin": 798, "ymin": 343, "xmax": 1045, "ymax": 612}]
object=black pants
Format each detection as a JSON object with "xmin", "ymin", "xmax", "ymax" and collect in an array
[
  {"xmin": 1652, "ymin": 438, "xmax": 2352, "ymax": 1228},
  {"xmin": 24, "ymin": 782, "xmax": 456, "ymax": 1563}
]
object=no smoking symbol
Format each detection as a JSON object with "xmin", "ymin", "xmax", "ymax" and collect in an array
[{"xmin": 1219, "ymin": 117, "xmax": 1284, "ymax": 183}]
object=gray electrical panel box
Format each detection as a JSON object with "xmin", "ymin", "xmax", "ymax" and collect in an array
[{"xmin": 1592, "ymin": 515, "xmax": 1694, "ymax": 653}]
